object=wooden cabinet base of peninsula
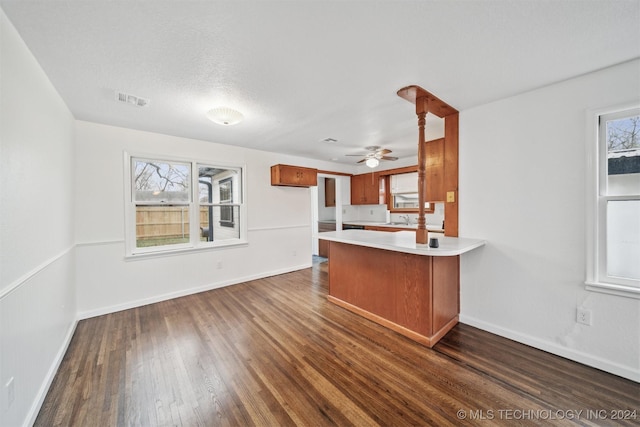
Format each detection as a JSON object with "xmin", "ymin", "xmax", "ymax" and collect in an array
[{"xmin": 327, "ymin": 241, "xmax": 459, "ymax": 347}]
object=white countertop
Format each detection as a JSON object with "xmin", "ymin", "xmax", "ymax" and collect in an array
[{"xmin": 318, "ymin": 229, "xmax": 485, "ymax": 257}]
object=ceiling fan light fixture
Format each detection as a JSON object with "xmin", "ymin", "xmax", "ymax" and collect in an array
[
  {"xmin": 206, "ymin": 107, "xmax": 244, "ymax": 125},
  {"xmin": 365, "ymin": 158, "xmax": 379, "ymax": 168}
]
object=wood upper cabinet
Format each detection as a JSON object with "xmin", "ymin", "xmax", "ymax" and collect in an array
[
  {"xmin": 324, "ymin": 178, "xmax": 336, "ymax": 207},
  {"xmin": 351, "ymin": 173, "xmax": 380, "ymax": 205},
  {"xmin": 271, "ymin": 164, "xmax": 317, "ymax": 187},
  {"xmin": 425, "ymin": 138, "xmax": 445, "ymax": 202}
]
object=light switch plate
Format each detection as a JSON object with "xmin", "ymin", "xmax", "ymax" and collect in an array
[{"xmin": 446, "ymin": 191, "xmax": 455, "ymax": 203}]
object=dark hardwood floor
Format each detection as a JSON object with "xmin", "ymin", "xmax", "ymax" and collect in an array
[{"xmin": 36, "ymin": 259, "xmax": 639, "ymax": 426}]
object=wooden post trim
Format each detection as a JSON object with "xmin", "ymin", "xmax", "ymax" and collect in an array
[{"xmin": 397, "ymin": 85, "xmax": 458, "ymax": 241}]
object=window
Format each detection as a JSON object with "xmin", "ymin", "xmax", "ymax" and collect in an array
[
  {"xmin": 586, "ymin": 107, "xmax": 640, "ymax": 297},
  {"xmin": 125, "ymin": 154, "xmax": 246, "ymax": 256},
  {"xmin": 381, "ymin": 169, "xmax": 434, "ymax": 214}
]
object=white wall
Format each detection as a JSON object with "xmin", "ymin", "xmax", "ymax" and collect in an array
[
  {"xmin": 459, "ymin": 59, "xmax": 640, "ymax": 381},
  {"xmin": 74, "ymin": 121, "xmax": 353, "ymax": 318},
  {"xmin": 0, "ymin": 8, "xmax": 77, "ymax": 426},
  {"xmin": 2, "ymin": 10, "xmax": 638, "ymax": 427}
]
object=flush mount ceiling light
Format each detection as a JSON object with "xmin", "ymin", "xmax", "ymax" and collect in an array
[
  {"xmin": 365, "ymin": 158, "xmax": 379, "ymax": 168},
  {"xmin": 206, "ymin": 107, "xmax": 244, "ymax": 125}
]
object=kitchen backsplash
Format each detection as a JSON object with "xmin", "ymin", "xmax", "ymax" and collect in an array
[
  {"xmin": 342, "ymin": 204, "xmax": 387, "ymax": 222},
  {"xmin": 342, "ymin": 203, "xmax": 445, "ymax": 227}
]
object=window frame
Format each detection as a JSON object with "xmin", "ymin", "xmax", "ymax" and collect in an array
[
  {"xmin": 218, "ymin": 177, "xmax": 235, "ymax": 227},
  {"xmin": 124, "ymin": 152, "xmax": 247, "ymax": 258},
  {"xmin": 378, "ymin": 166, "xmax": 435, "ymax": 214},
  {"xmin": 585, "ymin": 105, "xmax": 640, "ymax": 299}
]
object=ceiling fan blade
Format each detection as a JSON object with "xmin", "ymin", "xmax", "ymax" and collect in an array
[
  {"xmin": 381, "ymin": 156, "xmax": 398, "ymax": 161},
  {"xmin": 378, "ymin": 149, "xmax": 392, "ymax": 155},
  {"xmin": 356, "ymin": 158, "xmax": 367, "ymax": 163}
]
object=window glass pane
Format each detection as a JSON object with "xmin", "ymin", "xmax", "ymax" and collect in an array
[
  {"xmin": 197, "ymin": 166, "xmax": 241, "ymax": 243},
  {"xmin": 219, "ymin": 178, "xmax": 232, "ymax": 203},
  {"xmin": 391, "ymin": 172, "xmax": 419, "ymax": 209},
  {"xmin": 606, "ymin": 113, "xmax": 640, "ymax": 196},
  {"xmin": 136, "ymin": 206, "xmax": 190, "ymax": 248},
  {"xmin": 133, "ymin": 160, "xmax": 190, "ymax": 202},
  {"xmin": 199, "ymin": 205, "xmax": 240, "ymax": 242},
  {"xmin": 198, "ymin": 166, "xmax": 240, "ymax": 204},
  {"xmin": 607, "ymin": 200, "xmax": 640, "ymax": 281},
  {"xmin": 393, "ymin": 193, "xmax": 419, "ymax": 209}
]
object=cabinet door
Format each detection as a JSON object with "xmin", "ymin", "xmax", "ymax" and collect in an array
[
  {"xmin": 362, "ymin": 173, "xmax": 380, "ymax": 204},
  {"xmin": 350, "ymin": 174, "xmax": 365, "ymax": 204},
  {"xmin": 425, "ymin": 138, "xmax": 445, "ymax": 201},
  {"xmin": 324, "ymin": 178, "xmax": 336, "ymax": 207},
  {"xmin": 271, "ymin": 164, "xmax": 317, "ymax": 187},
  {"xmin": 351, "ymin": 173, "xmax": 379, "ymax": 205},
  {"xmin": 318, "ymin": 239, "xmax": 330, "ymax": 257}
]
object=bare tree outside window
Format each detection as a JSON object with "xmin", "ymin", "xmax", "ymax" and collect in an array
[
  {"xmin": 133, "ymin": 160, "xmax": 191, "ymax": 247},
  {"xmin": 134, "ymin": 161, "xmax": 190, "ymax": 202},
  {"xmin": 607, "ymin": 116, "xmax": 639, "ymax": 151}
]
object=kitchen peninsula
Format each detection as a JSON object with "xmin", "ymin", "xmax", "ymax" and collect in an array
[{"xmin": 319, "ymin": 230, "xmax": 485, "ymax": 347}]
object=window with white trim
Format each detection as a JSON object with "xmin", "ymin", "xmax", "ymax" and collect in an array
[
  {"xmin": 587, "ymin": 107, "xmax": 640, "ymax": 296},
  {"xmin": 125, "ymin": 154, "xmax": 246, "ymax": 256}
]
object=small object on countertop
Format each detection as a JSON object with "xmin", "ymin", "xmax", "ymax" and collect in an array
[{"xmin": 429, "ymin": 237, "xmax": 439, "ymax": 248}]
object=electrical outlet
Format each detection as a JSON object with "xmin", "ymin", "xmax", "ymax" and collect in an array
[
  {"xmin": 5, "ymin": 377, "xmax": 15, "ymax": 408},
  {"xmin": 292, "ymin": 250, "xmax": 297, "ymax": 257},
  {"xmin": 577, "ymin": 308, "xmax": 592, "ymax": 325},
  {"xmin": 216, "ymin": 260, "xmax": 222, "ymax": 269}
]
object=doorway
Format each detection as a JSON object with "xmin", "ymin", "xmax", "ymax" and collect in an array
[{"xmin": 310, "ymin": 174, "xmax": 348, "ymax": 256}]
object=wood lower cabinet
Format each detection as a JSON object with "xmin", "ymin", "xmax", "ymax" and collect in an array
[
  {"xmin": 364, "ymin": 225, "xmax": 410, "ymax": 232},
  {"xmin": 327, "ymin": 241, "xmax": 459, "ymax": 347},
  {"xmin": 271, "ymin": 164, "xmax": 317, "ymax": 187},
  {"xmin": 351, "ymin": 173, "xmax": 380, "ymax": 205},
  {"xmin": 317, "ymin": 222, "xmax": 336, "ymax": 257}
]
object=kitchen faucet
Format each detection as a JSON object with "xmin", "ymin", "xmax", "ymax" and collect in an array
[{"xmin": 401, "ymin": 214, "xmax": 411, "ymax": 225}]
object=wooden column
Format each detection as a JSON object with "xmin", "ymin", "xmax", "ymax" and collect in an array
[
  {"xmin": 397, "ymin": 85, "xmax": 458, "ymax": 240},
  {"xmin": 416, "ymin": 101, "xmax": 428, "ymax": 244}
]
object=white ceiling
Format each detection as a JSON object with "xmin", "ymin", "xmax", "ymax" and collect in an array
[{"xmin": 2, "ymin": 1, "xmax": 639, "ymax": 166}]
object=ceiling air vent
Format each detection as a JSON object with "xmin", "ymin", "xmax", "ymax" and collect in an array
[
  {"xmin": 322, "ymin": 137, "xmax": 338, "ymax": 144},
  {"xmin": 115, "ymin": 91, "xmax": 150, "ymax": 107}
]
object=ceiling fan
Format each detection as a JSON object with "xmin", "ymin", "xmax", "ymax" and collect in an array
[{"xmin": 346, "ymin": 146, "xmax": 398, "ymax": 167}]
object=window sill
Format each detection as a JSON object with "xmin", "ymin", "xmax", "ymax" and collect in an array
[
  {"xmin": 585, "ymin": 281, "xmax": 640, "ymax": 300},
  {"xmin": 126, "ymin": 239, "xmax": 248, "ymax": 261}
]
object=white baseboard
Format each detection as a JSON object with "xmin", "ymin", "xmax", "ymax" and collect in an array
[
  {"xmin": 25, "ymin": 318, "xmax": 78, "ymax": 427},
  {"xmin": 77, "ymin": 263, "xmax": 312, "ymax": 320},
  {"xmin": 459, "ymin": 314, "xmax": 639, "ymax": 383}
]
